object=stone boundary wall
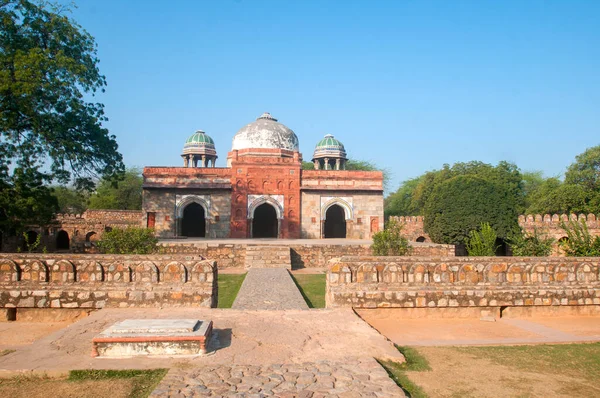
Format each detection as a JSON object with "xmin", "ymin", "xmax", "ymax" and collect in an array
[
  {"xmin": 390, "ymin": 213, "xmax": 600, "ymax": 254},
  {"xmin": 326, "ymin": 256, "xmax": 600, "ymax": 309},
  {"xmin": 0, "ymin": 254, "xmax": 217, "ymax": 309},
  {"xmin": 158, "ymin": 242, "xmax": 455, "ymax": 268}
]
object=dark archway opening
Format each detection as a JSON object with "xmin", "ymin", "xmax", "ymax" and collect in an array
[
  {"xmin": 252, "ymin": 203, "xmax": 278, "ymax": 238},
  {"xmin": 182, "ymin": 203, "xmax": 206, "ymax": 237},
  {"xmin": 56, "ymin": 230, "xmax": 70, "ymax": 250},
  {"xmin": 416, "ymin": 236, "xmax": 426, "ymax": 243},
  {"xmin": 324, "ymin": 205, "xmax": 346, "ymax": 238}
]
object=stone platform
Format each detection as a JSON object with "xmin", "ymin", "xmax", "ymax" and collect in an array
[{"xmin": 92, "ymin": 319, "xmax": 212, "ymax": 358}]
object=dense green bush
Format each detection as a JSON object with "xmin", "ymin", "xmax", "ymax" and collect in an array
[
  {"xmin": 559, "ymin": 220, "xmax": 600, "ymax": 257},
  {"xmin": 509, "ymin": 228, "xmax": 554, "ymax": 256},
  {"xmin": 371, "ymin": 219, "xmax": 411, "ymax": 256},
  {"xmin": 423, "ymin": 175, "xmax": 519, "ymax": 245},
  {"xmin": 97, "ymin": 227, "xmax": 158, "ymax": 254},
  {"xmin": 465, "ymin": 223, "xmax": 498, "ymax": 256}
]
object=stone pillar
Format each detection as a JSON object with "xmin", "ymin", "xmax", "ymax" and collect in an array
[
  {"xmin": 324, "ymin": 158, "xmax": 329, "ymax": 170},
  {"xmin": 201, "ymin": 156, "xmax": 206, "ymax": 167},
  {"xmin": 314, "ymin": 160, "xmax": 320, "ymax": 170},
  {"xmin": 212, "ymin": 158, "xmax": 216, "ymax": 167},
  {"xmin": 183, "ymin": 156, "xmax": 189, "ymax": 167},
  {"xmin": 335, "ymin": 159, "xmax": 340, "ymax": 170}
]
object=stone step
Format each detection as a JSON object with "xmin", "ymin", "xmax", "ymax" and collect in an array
[{"xmin": 244, "ymin": 245, "xmax": 291, "ymax": 269}]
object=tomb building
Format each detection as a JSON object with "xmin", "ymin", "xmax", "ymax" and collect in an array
[{"xmin": 142, "ymin": 113, "xmax": 384, "ymax": 239}]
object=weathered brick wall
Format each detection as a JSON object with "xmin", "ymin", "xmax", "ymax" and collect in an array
[
  {"xmin": 326, "ymin": 256, "xmax": 600, "ymax": 309},
  {"xmin": 158, "ymin": 242, "xmax": 454, "ymax": 268},
  {"xmin": 0, "ymin": 254, "xmax": 217, "ymax": 309}
]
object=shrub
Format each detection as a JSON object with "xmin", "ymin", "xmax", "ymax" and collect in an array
[
  {"xmin": 559, "ymin": 220, "xmax": 600, "ymax": 256},
  {"xmin": 97, "ymin": 227, "xmax": 158, "ymax": 254},
  {"xmin": 509, "ymin": 227, "xmax": 554, "ymax": 256},
  {"xmin": 371, "ymin": 219, "xmax": 411, "ymax": 256},
  {"xmin": 465, "ymin": 222, "xmax": 498, "ymax": 256}
]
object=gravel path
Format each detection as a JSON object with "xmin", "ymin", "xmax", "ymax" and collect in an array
[
  {"xmin": 232, "ymin": 269, "xmax": 309, "ymax": 310},
  {"xmin": 150, "ymin": 357, "xmax": 405, "ymax": 397}
]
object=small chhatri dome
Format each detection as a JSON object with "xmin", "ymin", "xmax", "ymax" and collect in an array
[
  {"xmin": 313, "ymin": 134, "xmax": 347, "ymax": 159},
  {"xmin": 231, "ymin": 112, "xmax": 299, "ymax": 151},
  {"xmin": 182, "ymin": 129, "xmax": 217, "ymax": 167},
  {"xmin": 312, "ymin": 134, "xmax": 347, "ymax": 170},
  {"xmin": 185, "ymin": 130, "xmax": 215, "ymax": 145}
]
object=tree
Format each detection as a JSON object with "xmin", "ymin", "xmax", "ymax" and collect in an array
[
  {"xmin": 509, "ymin": 227, "xmax": 554, "ymax": 257},
  {"xmin": 565, "ymin": 145, "xmax": 600, "ymax": 192},
  {"xmin": 384, "ymin": 176, "xmax": 423, "ymax": 217},
  {"xmin": 559, "ymin": 220, "xmax": 600, "ymax": 257},
  {"xmin": 88, "ymin": 168, "xmax": 143, "ymax": 210},
  {"xmin": 52, "ymin": 185, "xmax": 88, "ymax": 213},
  {"xmin": 0, "ymin": 1, "xmax": 124, "ymax": 233},
  {"xmin": 423, "ymin": 175, "xmax": 519, "ymax": 245}
]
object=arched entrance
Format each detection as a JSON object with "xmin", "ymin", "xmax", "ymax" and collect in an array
[
  {"xmin": 181, "ymin": 202, "xmax": 206, "ymax": 237},
  {"xmin": 252, "ymin": 203, "xmax": 278, "ymax": 238},
  {"xmin": 416, "ymin": 236, "xmax": 426, "ymax": 243},
  {"xmin": 324, "ymin": 205, "xmax": 346, "ymax": 238},
  {"xmin": 56, "ymin": 230, "xmax": 70, "ymax": 250}
]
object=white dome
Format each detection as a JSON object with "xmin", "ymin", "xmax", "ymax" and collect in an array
[{"xmin": 231, "ymin": 113, "xmax": 299, "ymax": 151}]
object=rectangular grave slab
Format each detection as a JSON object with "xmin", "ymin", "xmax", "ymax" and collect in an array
[{"xmin": 92, "ymin": 318, "xmax": 212, "ymax": 358}]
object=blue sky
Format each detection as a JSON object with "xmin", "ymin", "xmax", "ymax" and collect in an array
[{"xmin": 71, "ymin": 0, "xmax": 600, "ymax": 192}]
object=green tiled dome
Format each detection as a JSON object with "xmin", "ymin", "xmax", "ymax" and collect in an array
[
  {"xmin": 316, "ymin": 134, "xmax": 344, "ymax": 149},
  {"xmin": 185, "ymin": 130, "xmax": 215, "ymax": 145},
  {"xmin": 182, "ymin": 130, "xmax": 217, "ymax": 157},
  {"xmin": 312, "ymin": 134, "xmax": 347, "ymax": 160}
]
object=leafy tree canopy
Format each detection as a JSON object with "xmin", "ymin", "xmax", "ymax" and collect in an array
[
  {"xmin": 0, "ymin": 0, "xmax": 124, "ymax": 232},
  {"xmin": 423, "ymin": 175, "xmax": 520, "ymax": 244},
  {"xmin": 88, "ymin": 168, "xmax": 142, "ymax": 210},
  {"xmin": 52, "ymin": 185, "xmax": 89, "ymax": 213},
  {"xmin": 565, "ymin": 145, "xmax": 600, "ymax": 192},
  {"xmin": 386, "ymin": 161, "xmax": 524, "ymax": 218}
]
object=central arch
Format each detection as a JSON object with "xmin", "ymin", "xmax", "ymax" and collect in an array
[
  {"xmin": 324, "ymin": 205, "xmax": 346, "ymax": 238},
  {"xmin": 252, "ymin": 203, "xmax": 278, "ymax": 238},
  {"xmin": 181, "ymin": 202, "xmax": 206, "ymax": 237}
]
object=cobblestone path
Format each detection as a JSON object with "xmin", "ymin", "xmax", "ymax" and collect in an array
[
  {"xmin": 232, "ymin": 268, "xmax": 309, "ymax": 310},
  {"xmin": 150, "ymin": 357, "xmax": 405, "ymax": 397}
]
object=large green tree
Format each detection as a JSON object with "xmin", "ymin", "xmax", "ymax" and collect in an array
[
  {"xmin": 565, "ymin": 145, "xmax": 600, "ymax": 192},
  {"xmin": 88, "ymin": 168, "xmax": 142, "ymax": 210},
  {"xmin": 0, "ymin": 1, "xmax": 123, "ymax": 233},
  {"xmin": 423, "ymin": 175, "xmax": 520, "ymax": 244}
]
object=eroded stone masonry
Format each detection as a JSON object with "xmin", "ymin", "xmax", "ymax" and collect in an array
[
  {"xmin": 0, "ymin": 254, "xmax": 217, "ymax": 312},
  {"xmin": 327, "ymin": 256, "xmax": 600, "ymax": 309}
]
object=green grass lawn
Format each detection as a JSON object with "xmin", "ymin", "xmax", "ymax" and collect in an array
[
  {"xmin": 378, "ymin": 345, "xmax": 431, "ymax": 398},
  {"xmin": 69, "ymin": 369, "xmax": 167, "ymax": 398},
  {"xmin": 217, "ymin": 273, "xmax": 246, "ymax": 308},
  {"xmin": 378, "ymin": 343, "xmax": 600, "ymax": 398},
  {"xmin": 291, "ymin": 273, "xmax": 326, "ymax": 308}
]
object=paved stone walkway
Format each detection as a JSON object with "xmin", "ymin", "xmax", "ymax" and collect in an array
[
  {"xmin": 232, "ymin": 268, "xmax": 309, "ymax": 310},
  {"xmin": 150, "ymin": 357, "xmax": 405, "ymax": 397}
]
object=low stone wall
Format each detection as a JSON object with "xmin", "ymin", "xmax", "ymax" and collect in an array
[
  {"xmin": 326, "ymin": 256, "xmax": 600, "ymax": 309},
  {"xmin": 158, "ymin": 242, "xmax": 455, "ymax": 268},
  {"xmin": 0, "ymin": 254, "xmax": 217, "ymax": 309}
]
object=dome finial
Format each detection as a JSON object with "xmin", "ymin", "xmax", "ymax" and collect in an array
[{"xmin": 257, "ymin": 112, "xmax": 278, "ymax": 122}]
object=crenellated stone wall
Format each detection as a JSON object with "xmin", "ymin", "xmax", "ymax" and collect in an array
[
  {"xmin": 326, "ymin": 256, "xmax": 600, "ymax": 309},
  {"xmin": 0, "ymin": 254, "xmax": 217, "ymax": 309},
  {"xmin": 158, "ymin": 242, "xmax": 455, "ymax": 268}
]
